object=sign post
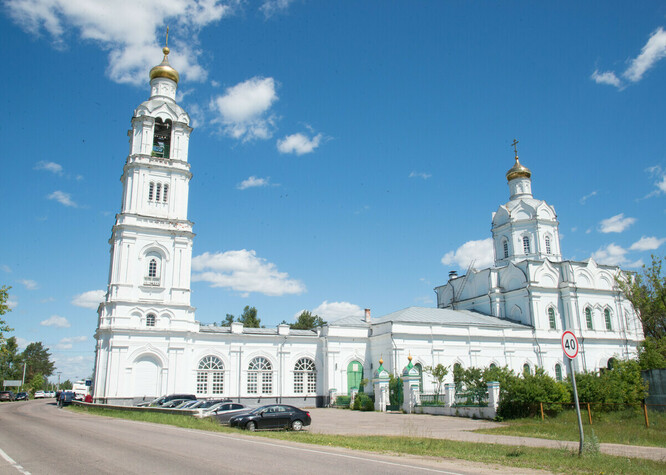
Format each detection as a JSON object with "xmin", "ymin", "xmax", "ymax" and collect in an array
[{"xmin": 562, "ymin": 330, "xmax": 584, "ymax": 455}]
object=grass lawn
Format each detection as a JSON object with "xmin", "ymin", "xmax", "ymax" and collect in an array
[
  {"xmin": 70, "ymin": 405, "xmax": 666, "ymax": 474},
  {"xmin": 476, "ymin": 408, "xmax": 666, "ymax": 447}
]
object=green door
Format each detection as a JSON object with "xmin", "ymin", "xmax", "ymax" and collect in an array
[{"xmin": 347, "ymin": 360, "xmax": 363, "ymax": 395}]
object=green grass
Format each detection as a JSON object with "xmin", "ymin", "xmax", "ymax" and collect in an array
[
  {"xmin": 477, "ymin": 408, "xmax": 666, "ymax": 448},
  {"xmin": 70, "ymin": 405, "xmax": 666, "ymax": 474}
]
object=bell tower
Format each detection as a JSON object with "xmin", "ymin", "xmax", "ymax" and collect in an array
[{"xmin": 97, "ymin": 40, "xmax": 196, "ymax": 333}]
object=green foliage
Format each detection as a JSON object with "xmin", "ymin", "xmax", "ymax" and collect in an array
[
  {"xmin": 220, "ymin": 314, "xmax": 235, "ymax": 327},
  {"xmin": 60, "ymin": 379, "xmax": 73, "ymax": 390},
  {"xmin": 0, "ymin": 286, "xmax": 14, "ymax": 347},
  {"xmin": 573, "ymin": 359, "xmax": 647, "ymax": 408},
  {"xmin": 290, "ymin": 311, "xmax": 326, "ymax": 330},
  {"xmin": 238, "ymin": 306, "xmax": 261, "ymax": 328},
  {"xmin": 28, "ymin": 373, "xmax": 45, "ymax": 394},
  {"xmin": 22, "ymin": 342, "xmax": 55, "ymax": 380},
  {"xmin": 453, "ymin": 363, "xmax": 464, "ymax": 391},
  {"xmin": 358, "ymin": 378, "xmax": 368, "ymax": 393},
  {"xmin": 334, "ymin": 395, "xmax": 351, "ymax": 407},
  {"xmin": 424, "ymin": 364, "xmax": 448, "ymax": 396},
  {"xmin": 389, "ymin": 373, "xmax": 403, "ymax": 406},
  {"xmin": 637, "ymin": 336, "xmax": 666, "ymax": 370},
  {"xmin": 616, "ymin": 255, "xmax": 666, "ymax": 341},
  {"xmin": 352, "ymin": 393, "xmax": 373, "ymax": 411},
  {"xmin": 0, "ymin": 336, "xmax": 22, "ymax": 381},
  {"xmin": 497, "ymin": 367, "xmax": 570, "ymax": 420}
]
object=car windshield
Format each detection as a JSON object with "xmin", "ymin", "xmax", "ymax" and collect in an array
[{"xmin": 248, "ymin": 407, "xmax": 265, "ymax": 414}]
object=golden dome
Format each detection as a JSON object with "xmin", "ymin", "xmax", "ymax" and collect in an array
[
  {"xmin": 379, "ymin": 357, "xmax": 384, "ymax": 365},
  {"xmin": 150, "ymin": 46, "xmax": 180, "ymax": 84},
  {"xmin": 506, "ymin": 156, "xmax": 531, "ymax": 181}
]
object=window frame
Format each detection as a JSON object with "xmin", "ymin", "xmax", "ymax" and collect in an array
[
  {"xmin": 548, "ymin": 307, "xmax": 557, "ymax": 330},
  {"xmin": 197, "ymin": 356, "xmax": 225, "ymax": 396},
  {"xmin": 522, "ymin": 236, "xmax": 531, "ymax": 254},
  {"xmin": 146, "ymin": 314, "xmax": 156, "ymax": 327},
  {"xmin": 248, "ymin": 357, "xmax": 273, "ymax": 395},
  {"xmin": 585, "ymin": 307, "xmax": 593, "ymax": 330},
  {"xmin": 604, "ymin": 308, "xmax": 612, "ymax": 331}
]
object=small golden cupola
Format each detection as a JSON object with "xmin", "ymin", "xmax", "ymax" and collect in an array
[
  {"xmin": 506, "ymin": 138, "xmax": 531, "ymax": 182},
  {"xmin": 149, "ymin": 29, "xmax": 179, "ymax": 84}
]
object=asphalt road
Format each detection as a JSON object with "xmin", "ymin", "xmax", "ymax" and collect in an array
[{"xmin": 0, "ymin": 400, "xmax": 535, "ymax": 475}]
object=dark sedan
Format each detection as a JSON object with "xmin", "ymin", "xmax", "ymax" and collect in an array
[{"xmin": 229, "ymin": 404, "xmax": 311, "ymax": 431}]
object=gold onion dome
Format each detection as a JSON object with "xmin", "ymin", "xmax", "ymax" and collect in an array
[
  {"xmin": 150, "ymin": 46, "xmax": 180, "ymax": 84},
  {"xmin": 506, "ymin": 156, "xmax": 531, "ymax": 181}
]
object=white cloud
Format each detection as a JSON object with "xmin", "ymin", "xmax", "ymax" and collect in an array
[
  {"xmin": 623, "ymin": 27, "xmax": 666, "ymax": 82},
  {"xmin": 50, "ymin": 354, "xmax": 95, "ymax": 381},
  {"xmin": 40, "ymin": 315, "xmax": 71, "ymax": 328},
  {"xmin": 277, "ymin": 132, "xmax": 323, "ymax": 155},
  {"xmin": 630, "ymin": 236, "xmax": 666, "ymax": 251},
  {"xmin": 210, "ymin": 77, "xmax": 278, "ymax": 141},
  {"xmin": 237, "ymin": 176, "xmax": 270, "ymax": 190},
  {"xmin": 260, "ymin": 0, "xmax": 295, "ymax": 18},
  {"xmin": 441, "ymin": 238, "xmax": 494, "ymax": 270},
  {"xmin": 18, "ymin": 279, "xmax": 38, "ymax": 290},
  {"xmin": 5, "ymin": 0, "xmax": 233, "ymax": 85},
  {"xmin": 71, "ymin": 290, "xmax": 105, "ymax": 309},
  {"xmin": 55, "ymin": 336, "xmax": 88, "ymax": 350},
  {"xmin": 309, "ymin": 301, "xmax": 364, "ymax": 321},
  {"xmin": 34, "ymin": 160, "xmax": 63, "ymax": 175},
  {"xmin": 579, "ymin": 190, "xmax": 598, "ymax": 204},
  {"xmin": 590, "ymin": 70, "xmax": 621, "ymax": 88},
  {"xmin": 592, "ymin": 27, "xmax": 666, "ymax": 89},
  {"xmin": 599, "ymin": 213, "xmax": 636, "ymax": 233},
  {"xmin": 409, "ymin": 171, "xmax": 432, "ymax": 180},
  {"xmin": 192, "ymin": 250, "xmax": 305, "ymax": 296},
  {"xmin": 591, "ymin": 243, "xmax": 628, "ymax": 266},
  {"xmin": 1, "ymin": 265, "xmax": 11, "ymax": 273},
  {"xmin": 47, "ymin": 190, "xmax": 77, "ymax": 207},
  {"xmin": 15, "ymin": 337, "xmax": 30, "ymax": 350},
  {"xmin": 7, "ymin": 298, "xmax": 18, "ymax": 310}
]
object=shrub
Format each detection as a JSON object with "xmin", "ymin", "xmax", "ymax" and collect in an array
[
  {"xmin": 573, "ymin": 359, "xmax": 647, "ymax": 409},
  {"xmin": 353, "ymin": 393, "xmax": 373, "ymax": 411},
  {"xmin": 497, "ymin": 367, "xmax": 569, "ymax": 419},
  {"xmin": 335, "ymin": 395, "xmax": 351, "ymax": 407},
  {"xmin": 389, "ymin": 374, "xmax": 403, "ymax": 407}
]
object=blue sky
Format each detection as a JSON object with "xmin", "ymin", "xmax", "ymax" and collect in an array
[{"xmin": 2, "ymin": 1, "xmax": 666, "ymax": 381}]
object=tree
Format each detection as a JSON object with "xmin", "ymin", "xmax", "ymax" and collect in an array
[
  {"xmin": 0, "ymin": 336, "xmax": 23, "ymax": 381},
  {"xmin": 22, "ymin": 342, "xmax": 55, "ymax": 381},
  {"xmin": 424, "ymin": 364, "xmax": 449, "ymax": 398},
  {"xmin": 617, "ymin": 255, "xmax": 666, "ymax": 340},
  {"xmin": 637, "ymin": 336, "xmax": 666, "ymax": 370},
  {"xmin": 220, "ymin": 314, "xmax": 235, "ymax": 327},
  {"xmin": 238, "ymin": 306, "xmax": 261, "ymax": 328},
  {"xmin": 290, "ymin": 311, "xmax": 326, "ymax": 330},
  {"xmin": 28, "ymin": 374, "xmax": 45, "ymax": 395},
  {"xmin": 0, "ymin": 286, "xmax": 14, "ymax": 347}
]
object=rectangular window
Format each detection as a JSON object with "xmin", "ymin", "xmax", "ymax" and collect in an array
[
  {"xmin": 148, "ymin": 182, "xmax": 154, "ymax": 201},
  {"xmin": 155, "ymin": 183, "xmax": 161, "ymax": 202},
  {"xmin": 163, "ymin": 184, "xmax": 169, "ymax": 202},
  {"xmin": 196, "ymin": 372, "xmax": 207, "ymax": 394},
  {"xmin": 212, "ymin": 373, "xmax": 224, "ymax": 394},
  {"xmin": 294, "ymin": 372, "xmax": 304, "ymax": 393},
  {"xmin": 307, "ymin": 373, "xmax": 316, "ymax": 393},
  {"xmin": 247, "ymin": 373, "xmax": 257, "ymax": 394},
  {"xmin": 261, "ymin": 372, "xmax": 273, "ymax": 394}
]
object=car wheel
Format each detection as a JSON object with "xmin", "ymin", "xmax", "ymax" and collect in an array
[
  {"xmin": 291, "ymin": 420, "xmax": 303, "ymax": 431},
  {"xmin": 246, "ymin": 421, "xmax": 256, "ymax": 432}
]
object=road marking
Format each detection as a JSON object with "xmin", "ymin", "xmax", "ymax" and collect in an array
[{"xmin": 0, "ymin": 448, "xmax": 31, "ymax": 475}]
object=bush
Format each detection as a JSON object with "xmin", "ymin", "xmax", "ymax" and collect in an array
[
  {"xmin": 573, "ymin": 359, "xmax": 647, "ymax": 409},
  {"xmin": 335, "ymin": 395, "xmax": 351, "ymax": 407},
  {"xmin": 497, "ymin": 367, "xmax": 569, "ymax": 420},
  {"xmin": 353, "ymin": 393, "xmax": 373, "ymax": 411},
  {"xmin": 389, "ymin": 374, "xmax": 403, "ymax": 407}
]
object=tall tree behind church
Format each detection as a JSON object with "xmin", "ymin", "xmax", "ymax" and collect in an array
[{"xmin": 22, "ymin": 342, "xmax": 55, "ymax": 381}]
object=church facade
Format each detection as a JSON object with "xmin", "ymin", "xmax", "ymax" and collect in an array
[{"xmin": 92, "ymin": 49, "xmax": 643, "ymax": 406}]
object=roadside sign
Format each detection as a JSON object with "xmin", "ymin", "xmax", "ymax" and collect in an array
[
  {"xmin": 562, "ymin": 331, "xmax": 579, "ymax": 359},
  {"xmin": 3, "ymin": 380, "xmax": 22, "ymax": 387}
]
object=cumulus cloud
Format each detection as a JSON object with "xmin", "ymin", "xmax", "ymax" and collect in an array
[
  {"xmin": 260, "ymin": 0, "xmax": 295, "ymax": 18},
  {"xmin": 192, "ymin": 250, "xmax": 305, "ymax": 296},
  {"xmin": 441, "ymin": 238, "xmax": 494, "ymax": 270},
  {"xmin": 71, "ymin": 290, "xmax": 105, "ymax": 309},
  {"xmin": 5, "ymin": 0, "xmax": 233, "ymax": 85},
  {"xmin": 308, "ymin": 301, "xmax": 364, "ymax": 321},
  {"xmin": 630, "ymin": 236, "xmax": 666, "ymax": 251},
  {"xmin": 592, "ymin": 27, "xmax": 666, "ymax": 89},
  {"xmin": 210, "ymin": 77, "xmax": 278, "ymax": 141},
  {"xmin": 40, "ymin": 315, "xmax": 71, "ymax": 328},
  {"xmin": 237, "ymin": 176, "xmax": 270, "ymax": 190},
  {"xmin": 599, "ymin": 213, "xmax": 636, "ymax": 233},
  {"xmin": 277, "ymin": 132, "xmax": 323, "ymax": 155},
  {"xmin": 1, "ymin": 265, "xmax": 11, "ymax": 273},
  {"xmin": 645, "ymin": 165, "xmax": 666, "ymax": 198},
  {"xmin": 55, "ymin": 336, "xmax": 87, "ymax": 350},
  {"xmin": 409, "ymin": 171, "xmax": 432, "ymax": 180},
  {"xmin": 50, "ymin": 354, "xmax": 94, "ymax": 382},
  {"xmin": 47, "ymin": 190, "xmax": 77, "ymax": 207},
  {"xmin": 34, "ymin": 161, "xmax": 63, "ymax": 175},
  {"xmin": 7, "ymin": 297, "xmax": 18, "ymax": 310},
  {"xmin": 18, "ymin": 279, "xmax": 38, "ymax": 290},
  {"xmin": 579, "ymin": 190, "xmax": 598, "ymax": 205}
]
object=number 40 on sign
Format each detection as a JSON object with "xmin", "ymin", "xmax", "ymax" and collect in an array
[{"xmin": 561, "ymin": 330, "xmax": 579, "ymax": 359}]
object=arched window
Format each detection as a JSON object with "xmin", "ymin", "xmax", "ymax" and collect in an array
[
  {"xmin": 523, "ymin": 363, "xmax": 530, "ymax": 376},
  {"xmin": 585, "ymin": 307, "xmax": 593, "ymax": 330},
  {"xmin": 146, "ymin": 314, "xmax": 156, "ymax": 327},
  {"xmin": 145, "ymin": 254, "xmax": 161, "ymax": 286},
  {"xmin": 502, "ymin": 239, "xmax": 509, "ymax": 259},
  {"xmin": 152, "ymin": 118, "xmax": 172, "ymax": 158},
  {"xmin": 148, "ymin": 259, "xmax": 157, "ymax": 277},
  {"xmin": 523, "ymin": 236, "xmax": 531, "ymax": 254},
  {"xmin": 489, "ymin": 363, "xmax": 497, "ymax": 369},
  {"xmin": 555, "ymin": 364, "xmax": 563, "ymax": 381},
  {"xmin": 197, "ymin": 356, "xmax": 224, "ymax": 396},
  {"xmin": 414, "ymin": 363, "xmax": 423, "ymax": 392},
  {"xmin": 604, "ymin": 308, "xmax": 612, "ymax": 331},
  {"xmin": 155, "ymin": 183, "xmax": 162, "ymax": 202},
  {"xmin": 545, "ymin": 236, "xmax": 551, "ymax": 254},
  {"xmin": 294, "ymin": 358, "xmax": 316, "ymax": 394},
  {"xmin": 248, "ymin": 357, "xmax": 272, "ymax": 395},
  {"xmin": 548, "ymin": 307, "xmax": 556, "ymax": 330},
  {"xmin": 607, "ymin": 357, "xmax": 616, "ymax": 370},
  {"xmin": 148, "ymin": 182, "xmax": 155, "ymax": 201},
  {"xmin": 162, "ymin": 184, "xmax": 169, "ymax": 203}
]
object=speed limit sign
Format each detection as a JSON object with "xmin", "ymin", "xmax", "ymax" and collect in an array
[{"xmin": 562, "ymin": 331, "xmax": 579, "ymax": 359}]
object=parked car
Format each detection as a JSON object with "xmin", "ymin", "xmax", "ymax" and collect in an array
[
  {"xmin": 34, "ymin": 390, "xmax": 46, "ymax": 399},
  {"xmin": 136, "ymin": 394, "xmax": 197, "ymax": 407},
  {"xmin": 57, "ymin": 391, "xmax": 75, "ymax": 407},
  {"xmin": 0, "ymin": 391, "xmax": 16, "ymax": 402},
  {"xmin": 212, "ymin": 403, "xmax": 249, "ymax": 423},
  {"xmin": 15, "ymin": 392, "xmax": 29, "ymax": 401},
  {"xmin": 161, "ymin": 398, "xmax": 192, "ymax": 408},
  {"xmin": 229, "ymin": 405, "xmax": 311, "ymax": 431}
]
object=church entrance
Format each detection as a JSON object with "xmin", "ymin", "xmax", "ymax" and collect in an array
[
  {"xmin": 133, "ymin": 356, "xmax": 162, "ymax": 398},
  {"xmin": 347, "ymin": 360, "xmax": 363, "ymax": 395}
]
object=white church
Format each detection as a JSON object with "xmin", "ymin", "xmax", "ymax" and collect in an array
[{"xmin": 92, "ymin": 47, "xmax": 644, "ymax": 406}]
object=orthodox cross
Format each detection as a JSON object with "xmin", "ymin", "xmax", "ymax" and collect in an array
[
  {"xmin": 165, "ymin": 26, "xmax": 169, "ymax": 48},
  {"xmin": 511, "ymin": 138, "xmax": 519, "ymax": 158}
]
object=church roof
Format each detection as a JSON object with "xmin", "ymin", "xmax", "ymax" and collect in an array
[
  {"xmin": 328, "ymin": 314, "xmax": 368, "ymax": 326},
  {"xmin": 373, "ymin": 306, "xmax": 529, "ymax": 328}
]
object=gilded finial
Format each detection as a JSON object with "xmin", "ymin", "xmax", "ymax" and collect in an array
[
  {"xmin": 163, "ymin": 26, "xmax": 170, "ymax": 57},
  {"xmin": 379, "ymin": 356, "xmax": 384, "ymax": 365},
  {"xmin": 150, "ymin": 26, "xmax": 179, "ymax": 84},
  {"xmin": 408, "ymin": 353, "xmax": 412, "ymax": 362}
]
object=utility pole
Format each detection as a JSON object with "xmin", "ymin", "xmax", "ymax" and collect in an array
[
  {"xmin": 57, "ymin": 372, "xmax": 62, "ymax": 391},
  {"xmin": 21, "ymin": 363, "xmax": 26, "ymax": 390}
]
